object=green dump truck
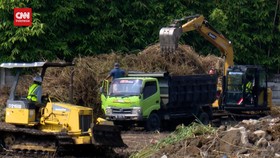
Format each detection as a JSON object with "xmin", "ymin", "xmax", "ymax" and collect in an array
[{"xmin": 101, "ymin": 72, "xmax": 217, "ymax": 131}]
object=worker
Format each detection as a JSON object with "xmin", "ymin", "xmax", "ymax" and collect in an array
[
  {"xmin": 244, "ymin": 75, "xmax": 254, "ymax": 104},
  {"xmin": 27, "ymin": 75, "xmax": 43, "ymax": 104},
  {"xmin": 27, "ymin": 75, "xmax": 43, "ymax": 121},
  {"xmin": 245, "ymin": 76, "xmax": 253, "ymax": 94},
  {"xmin": 208, "ymin": 68, "xmax": 217, "ymax": 75},
  {"xmin": 105, "ymin": 62, "xmax": 125, "ymax": 80}
]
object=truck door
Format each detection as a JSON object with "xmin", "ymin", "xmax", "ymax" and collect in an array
[
  {"xmin": 141, "ymin": 80, "xmax": 160, "ymax": 118},
  {"xmin": 100, "ymin": 80, "xmax": 109, "ymax": 110}
]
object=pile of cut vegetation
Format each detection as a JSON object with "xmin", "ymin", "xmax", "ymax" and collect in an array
[
  {"xmin": 0, "ymin": 44, "xmax": 223, "ymax": 113},
  {"xmin": 0, "ymin": 87, "xmax": 9, "ymax": 121},
  {"xmin": 131, "ymin": 112, "xmax": 280, "ymax": 158}
]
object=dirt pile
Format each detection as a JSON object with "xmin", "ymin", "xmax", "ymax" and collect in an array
[
  {"xmin": 0, "ymin": 44, "xmax": 223, "ymax": 108},
  {"xmin": 150, "ymin": 114, "xmax": 280, "ymax": 158}
]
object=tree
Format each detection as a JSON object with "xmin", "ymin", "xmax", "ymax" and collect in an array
[
  {"xmin": 0, "ymin": 0, "xmax": 279, "ymax": 72},
  {"xmin": 210, "ymin": 0, "xmax": 280, "ymax": 72}
]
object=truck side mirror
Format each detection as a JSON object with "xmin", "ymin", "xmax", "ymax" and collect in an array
[
  {"xmin": 139, "ymin": 93, "xmax": 143, "ymax": 100},
  {"xmin": 100, "ymin": 80, "xmax": 109, "ymax": 97},
  {"xmin": 100, "ymin": 87, "xmax": 104, "ymax": 93}
]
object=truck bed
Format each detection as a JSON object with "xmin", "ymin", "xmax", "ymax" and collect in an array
[{"xmin": 158, "ymin": 74, "xmax": 217, "ymax": 109}]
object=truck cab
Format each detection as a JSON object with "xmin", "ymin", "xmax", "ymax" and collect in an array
[{"xmin": 101, "ymin": 77, "xmax": 160, "ymax": 122}]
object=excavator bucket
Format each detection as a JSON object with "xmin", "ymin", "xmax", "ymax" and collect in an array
[
  {"xmin": 159, "ymin": 26, "xmax": 183, "ymax": 53},
  {"xmin": 92, "ymin": 124, "xmax": 127, "ymax": 147}
]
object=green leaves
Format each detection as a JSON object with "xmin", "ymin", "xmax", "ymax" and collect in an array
[{"xmin": 0, "ymin": 0, "xmax": 279, "ymax": 72}]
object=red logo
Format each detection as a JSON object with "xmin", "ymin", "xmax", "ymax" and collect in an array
[{"xmin": 14, "ymin": 8, "xmax": 32, "ymax": 26}]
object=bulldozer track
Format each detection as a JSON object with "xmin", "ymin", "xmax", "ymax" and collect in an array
[
  {"xmin": 0, "ymin": 122, "xmax": 65, "ymax": 157},
  {"xmin": 0, "ymin": 122, "xmax": 114, "ymax": 157},
  {"xmin": 0, "ymin": 151, "xmax": 53, "ymax": 158}
]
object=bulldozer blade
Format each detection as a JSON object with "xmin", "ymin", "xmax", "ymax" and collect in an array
[
  {"xmin": 92, "ymin": 124, "xmax": 127, "ymax": 147},
  {"xmin": 159, "ymin": 26, "xmax": 183, "ymax": 53}
]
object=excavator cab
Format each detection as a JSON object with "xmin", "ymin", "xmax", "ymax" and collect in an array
[{"xmin": 222, "ymin": 65, "xmax": 272, "ymax": 112}]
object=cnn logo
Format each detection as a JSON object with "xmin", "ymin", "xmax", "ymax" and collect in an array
[
  {"xmin": 14, "ymin": 8, "xmax": 32, "ymax": 26},
  {"xmin": 15, "ymin": 12, "xmax": 30, "ymax": 19}
]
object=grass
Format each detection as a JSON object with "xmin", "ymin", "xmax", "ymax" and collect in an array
[{"xmin": 130, "ymin": 122, "xmax": 216, "ymax": 158}]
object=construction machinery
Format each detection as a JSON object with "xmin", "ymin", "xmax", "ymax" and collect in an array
[
  {"xmin": 0, "ymin": 62, "xmax": 126, "ymax": 156},
  {"xmin": 159, "ymin": 14, "xmax": 272, "ymax": 114},
  {"xmin": 101, "ymin": 72, "xmax": 217, "ymax": 131}
]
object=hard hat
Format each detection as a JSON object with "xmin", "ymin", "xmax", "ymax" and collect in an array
[{"xmin": 33, "ymin": 76, "xmax": 42, "ymax": 83}]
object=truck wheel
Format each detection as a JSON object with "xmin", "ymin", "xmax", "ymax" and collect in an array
[
  {"xmin": 198, "ymin": 112, "xmax": 210, "ymax": 125},
  {"xmin": 145, "ymin": 113, "xmax": 161, "ymax": 131}
]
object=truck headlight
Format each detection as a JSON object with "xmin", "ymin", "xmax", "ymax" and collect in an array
[
  {"xmin": 132, "ymin": 107, "xmax": 141, "ymax": 115},
  {"xmin": 106, "ymin": 108, "xmax": 112, "ymax": 115}
]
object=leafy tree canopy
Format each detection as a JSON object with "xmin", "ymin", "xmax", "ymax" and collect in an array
[{"xmin": 0, "ymin": 0, "xmax": 279, "ymax": 72}]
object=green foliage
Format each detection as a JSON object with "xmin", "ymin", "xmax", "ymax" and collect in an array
[
  {"xmin": 157, "ymin": 122, "xmax": 215, "ymax": 146},
  {"xmin": 0, "ymin": 0, "xmax": 45, "ymax": 62},
  {"xmin": 131, "ymin": 122, "xmax": 216, "ymax": 158},
  {"xmin": 211, "ymin": 0, "xmax": 280, "ymax": 72},
  {"xmin": 0, "ymin": 0, "xmax": 279, "ymax": 72}
]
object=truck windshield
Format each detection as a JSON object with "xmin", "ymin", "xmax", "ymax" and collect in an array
[{"xmin": 109, "ymin": 79, "xmax": 142, "ymax": 97}]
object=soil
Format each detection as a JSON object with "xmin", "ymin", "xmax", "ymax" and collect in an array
[
  {"xmin": 115, "ymin": 106, "xmax": 280, "ymax": 158},
  {"xmin": 115, "ymin": 131, "xmax": 170, "ymax": 157}
]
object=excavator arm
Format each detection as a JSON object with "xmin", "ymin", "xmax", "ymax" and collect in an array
[{"xmin": 159, "ymin": 14, "xmax": 234, "ymax": 75}]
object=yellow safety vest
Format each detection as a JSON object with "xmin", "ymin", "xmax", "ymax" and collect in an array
[
  {"xmin": 27, "ymin": 83, "xmax": 40, "ymax": 102},
  {"xmin": 245, "ymin": 81, "xmax": 253, "ymax": 93}
]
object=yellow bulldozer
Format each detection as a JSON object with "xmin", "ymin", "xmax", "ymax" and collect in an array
[{"xmin": 0, "ymin": 62, "xmax": 126, "ymax": 156}]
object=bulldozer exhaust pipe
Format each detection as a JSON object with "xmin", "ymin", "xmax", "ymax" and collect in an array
[{"xmin": 159, "ymin": 26, "xmax": 182, "ymax": 53}]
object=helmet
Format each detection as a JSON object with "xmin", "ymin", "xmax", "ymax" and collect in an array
[{"xmin": 33, "ymin": 76, "xmax": 42, "ymax": 83}]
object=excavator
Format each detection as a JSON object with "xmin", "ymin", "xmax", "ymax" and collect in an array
[
  {"xmin": 159, "ymin": 14, "xmax": 272, "ymax": 115},
  {"xmin": 0, "ymin": 62, "xmax": 126, "ymax": 156}
]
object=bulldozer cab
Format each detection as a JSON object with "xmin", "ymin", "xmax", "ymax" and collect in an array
[
  {"xmin": 0, "ymin": 62, "xmax": 74, "ymax": 125},
  {"xmin": 222, "ymin": 65, "xmax": 270, "ymax": 112}
]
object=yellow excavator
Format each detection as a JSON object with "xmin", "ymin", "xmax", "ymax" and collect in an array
[
  {"xmin": 159, "ymin": 14, "xmax": 272, "ymax": 114},
  {"xmin": 160, "ymin": 14, "xmax": 234, "ymax": 76},
  {"xmin": 0, "ymin": 62, "xmax": 126, "ymax": 156}
]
